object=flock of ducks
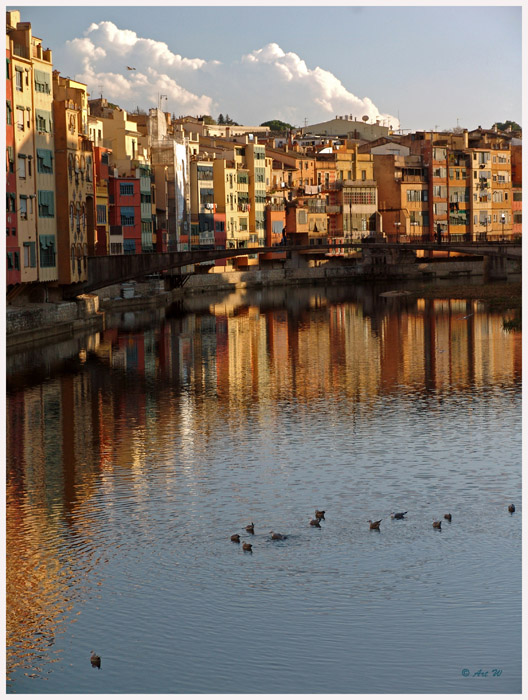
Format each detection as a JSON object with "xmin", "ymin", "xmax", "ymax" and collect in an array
[
  {"xmin": 230, "ymin": 510, "xmax": 326, "ymax": 552},
  {"xmin": 229, "ymin": 504, "xmax": 518, "ymax": 551},
  {"xmin": 89, "ymin": 503, "xmax": 517, "ymax": 668}
]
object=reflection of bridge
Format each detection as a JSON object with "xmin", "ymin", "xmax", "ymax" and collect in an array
[{"xmin": 64, "ymin": 241, "xmax": 522, "ymax": 298}]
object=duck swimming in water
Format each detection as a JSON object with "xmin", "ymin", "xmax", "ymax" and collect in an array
[
  {"xmin": 391, "ymin": 512, "xmax": 407, "ymax": 520},
  {"xmin": 508, "ymin": 504, "xmax": 515, "ymax": 513},
  {"xmin": 230, "ymin": 534, "xmax": 240, "ymax": 543},
  {"xmin": 433, "ymin": 521, "xmax": 442, "ymax": 529},
  {"xmin": 90, "ymin": 651, "xmax": 101, "ymax": 668},
  {"xmin": 242, "ymin": 542, "xmax": 253, "ymax": 552},
  {"xmin": 270, "ymin": 531, "xmax": 287, "ymax": 540},
  {"xmin": 310, "ymin": 518, "xmax": 321, "ymax": 528},
  {"xmin": 368, "ymin": 520, "xmax": 382, "ymax": 530},
  {"xmin": 245, "ymin": 523, "xmax": 255, "ymax": 534}
]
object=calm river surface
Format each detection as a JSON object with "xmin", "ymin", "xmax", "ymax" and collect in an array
[{"xmin": 6, "ymin": 283, "xmax": 521, "ymax": 694}]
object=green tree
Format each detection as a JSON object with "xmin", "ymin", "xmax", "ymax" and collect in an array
[
  {"xmin": 494, "ymin": 120, "xmax": 521, "ymax": 133},
  {"xmin": 217, "ymin": 113, "xmax": 225, "ymax": 124},
  {"xmin": 260, "ymin": 119, "xmax": 294, "ymax": 132},
  {"xmin": 199, "ymin": 114, "xmax": 217, "ymax": 125}
]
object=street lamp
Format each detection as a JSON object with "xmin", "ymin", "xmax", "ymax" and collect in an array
[
  {"xmin": 500, "ymin": 213, "xmax": 506, "ymax": 241},
  {"xmin": 394, "ymin": 220, "xmax": 401, "ymax": 242}
]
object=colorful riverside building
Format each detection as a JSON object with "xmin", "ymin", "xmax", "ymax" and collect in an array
[
  {"xmin": 511, "ymin": 140, "xmax": 522, "ymax": 238},
  {"xmin": 108, "ymin": 176, "xmax": 141, "ymax": 254},
  {"xmin": 7, "ymin": 10, "xmax": 58, "ymax": 292},
  {"xmin": 88, "ymin": 98, "xmax": 154, "ymax": 253},
  {"xmin": 88, "ymin": 116, "xmax": 112, "ymax": 254},
  {"xmin": 358, "ymin": 138, "xmax": 430, "ymax": 241},
  {"xmin": 398, "ymin": 128, "xmax": 514, "ymax": 242},
  {"xmin": 52, "ymin": 73, "xmax": 95, "ymax": 283},
  {"xmin": 6, "ymin": 43, "xmax": 20, "ymax": 286}
]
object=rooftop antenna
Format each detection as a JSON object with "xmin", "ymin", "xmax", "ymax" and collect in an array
[{"xmin": 98, "ymin": 84, "xmax": 103, "ymax": 98}]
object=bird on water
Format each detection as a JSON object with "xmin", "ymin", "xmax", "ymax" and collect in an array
[
  {"xmin": 315, "ymin": 510, "xmax": 326, "ymax": 520},
  {"xmin": 391, "ymin": 512, "xmax": 407, "ymax": 520},
  {"xmin": 270, "ymin": 531, "xmax": 287, "ymax": 540},
  {"xmin": 90, "ymin": 651, "xmax": 101, "ymax": 668},
  {"xmin": 433, "ymin": 521, "xmax": 442, "ymax": 529},
  {"xmin": 310, "ymin": 518, "xmax": 321, "ymax": 528},
  {"xmin": 444, "ymin": 513, "xmax": 452, "ymax": 522},
  {"xmin": 242, "ymin": 542, "xmax": 253, "ymax": 552},
  {"xmin": 368, "ymin": 520, "xmax": 382, "ymax": 530},
  {"xmin": 230, "ymin": 534, "xmax": 240, "ymax": 543},
  {"xmin": 245, "ymin": 522, "xmax": 255, "ymax": 534},
  {"xmin": 508, "ymin": 504, "xmax": 515, "ymax": 513}
]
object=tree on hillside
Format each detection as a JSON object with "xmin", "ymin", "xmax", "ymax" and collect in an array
[
  {"xmin": 217, "ymin": 113, "xmax": 225, "ymax": 124},
  {"xmin": 261, "ymin": 119, "xmax": 294, "ymax": 132},
  {"xmin": 224, "ymin": 114, "xmax": 239, "ymax": 126},
  {"xmin": 494, "ymin": 120, "xmax": 521, "ymax": 133}
]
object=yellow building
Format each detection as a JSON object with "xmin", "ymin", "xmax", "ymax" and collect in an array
[{"xmin": 7, "ymin": 10, "xmax": 58, "ymax": 286}]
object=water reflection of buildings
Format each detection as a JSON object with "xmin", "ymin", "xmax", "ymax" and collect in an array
[{"xmin": 6, "ymin": 292, "xmax": 521, "ymax": 680}]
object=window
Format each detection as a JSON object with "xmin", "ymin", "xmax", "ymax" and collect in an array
[
  {"xmin": 215, "ymin": 221, "xmax": 225, "ymax": 232},
  {"xmin": 513, "ymin": 192, "xmax": 522, "ymax": 201},
  {"xmin": 15, "ymin": 67, "xmax": 23, "ymax": 91},
  {"xmin": 23, "ymin": 242, "xmax": 36, "ymax": 267},
  {"xmin": 409, "ymin": 211, "xmax": 429, "ymax": 227},
  {"xmin": 344, "ymin": 190, "xmax": 375, "ymax": 205},
  {"xmin": 34, "ymin": 69, "xmax": 51, "ymax": 94},
  {"xmin": 96, "ymin": 204, "xmax": 107, "ymax": 224},
  {"xmin": 16, "ymin": 107, "xmax": 24, "ymax": 131},
  {"xmin": 6, "ymin": 100, "xmax": 12, "ymax": 125},
  {"xmin": 120, "ymin": 206, "xmax": 135, "ymax": 226},
  {"xmin": 35, "ymin": 109, "xmax": 51, "ymax": 133},
  {"xmin": 19, "ymin": 195, "xmax": 28, "ymax": 220},
  {"xmin": 39, "ymin": 235, "xmax": 56, "ymax": 267},
  {"xmin": 36, "ymin": 149, "xmax": 54, "ymax": 173},
  {"xmin": 6, "ymin": 147, "xmax": 14, "ymax": 173},
  {"xmin": 513, "ymin": 213, "xmax": 522, "ymax": 223},
  {"xmin": 6, "ymin": 193, "xmax": 16, "ymax": 212},
  {"xmin": 123, "ymin": 239, "xmax": 136, "ymax": 253},
  {"xmin": 86, "ymin": 156, "xmax": 93, "ymax": 182},
  {"xmin": 120, "ymin": 183, "xmax": 134, "ymax": 196},
  {"xmin": 407, "ymin": 190, "xmax": 428, "ymax": 202},
  {"xmin": 361, "ymin": 170, "xmax": 367, "ymax": 181},
  {"xmin": 38, "ymin": 190, "xmax": 55, "ymax": 217}
]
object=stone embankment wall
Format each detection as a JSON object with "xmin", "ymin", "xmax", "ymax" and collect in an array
[{"xmin": 7, "ymin": 294, "xmax": 104, "ymax": 350}]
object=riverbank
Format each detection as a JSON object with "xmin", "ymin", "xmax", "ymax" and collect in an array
[{"xmin": 406, "ymin": 281, "xmax": 522, "ymax": 311}]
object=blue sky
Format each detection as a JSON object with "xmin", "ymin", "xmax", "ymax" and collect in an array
[{"xmin": 10, "ymin": 4, "xmax": 522, "ymax": 132}]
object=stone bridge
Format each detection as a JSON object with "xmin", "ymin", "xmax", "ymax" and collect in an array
[{"xmin": 63, "ymin": 240, "xmax": 521, "ymax": 298}]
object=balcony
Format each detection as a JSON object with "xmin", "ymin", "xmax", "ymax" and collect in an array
[
  {"xmin": 326, "ymin": 205, "xmax": 341, "ymax": 214},
  {"xmin": 13, "ymin": 44, "xmax": 29, "ymax": 59}
]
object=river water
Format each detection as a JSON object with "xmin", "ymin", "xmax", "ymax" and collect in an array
[{"xmin": 6, "ymin": 283, "xmax": 522, "ymax": 694}]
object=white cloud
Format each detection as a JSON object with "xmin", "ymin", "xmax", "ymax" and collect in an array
[{"xmin": 63, "ymin": 24, "xmax": 398, "ymax": 128}]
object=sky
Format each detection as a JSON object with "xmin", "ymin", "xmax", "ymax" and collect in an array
[{"xmin": 8, "ymin": 3, "xmax": 523, "ymax": 133}]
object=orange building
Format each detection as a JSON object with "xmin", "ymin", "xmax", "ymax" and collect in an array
[{"xmin": 52, "ymin": 73, "xmax": 95, "ymax": 283}]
